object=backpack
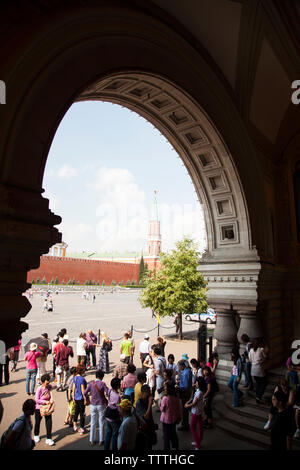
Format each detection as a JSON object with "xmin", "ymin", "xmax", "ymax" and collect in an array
[{"xmin": 0, "ymin": 415, "xmax": 26, "ymax": 449}]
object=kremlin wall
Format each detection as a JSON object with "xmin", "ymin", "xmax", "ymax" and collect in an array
[{"xmin": 27, "ymin": 255, "xmax": 140, "ymax": 285}]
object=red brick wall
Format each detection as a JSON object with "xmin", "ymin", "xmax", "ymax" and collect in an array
[{"xmin": 27, "ymin": 256, "xmax": 139, "ymax": 285}]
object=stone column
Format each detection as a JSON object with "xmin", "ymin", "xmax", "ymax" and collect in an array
[
  {"xmin": 211, "ymin": 302, "xmax": 238, "ymax": 358},
  {"xmin": 0, "ymin": 184, "xmax": 61, "ymax": 349},
  {"xmin": 234, "ymin": 303, "xmax": 263, "ymax": 344}
]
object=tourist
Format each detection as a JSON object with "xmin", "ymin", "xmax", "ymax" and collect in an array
[
  {"xmin": 167, "ymin": 354, "xmax": 179, "ymax": 378},
  {"xmin": 184, "ymin": 376, "xmax": 206, "ymax": 450},
  {"xmin": 190, "ymin": 358, "xmax": 202, "ymax": 387},
  {"xmin": 181, "ymin": 353, "xmax": 190, "ymax": 369},
  {"xmin": 56, "ymin": 339, "xmax": 73, "ymax": 391},
  {"xmin": 139, "ymin": 334, "xmax": 151, "ymax": 371},
  {"xmin": 264, "ymin": 378, "xmax": 295, "ymax": 430},
  {"xmin": 135, "ymin": 384, "xmax": 157, "ymax": 450},
  {"xmin": 155, "ymin": 336, "xmax": 166, "ymax": 357},
  {"xmin": 270, "ymin": 390, "xmax": 296, "ymax": 450},
  {"xmin": 286, "ymin": 355, "xmax": 300, "ymax": 391},
  {"xmin": 117, "ymin": 399, "xmax": 138, "ymax": 451},
  {"xmin": 24, "ymin": 343, "xmax": 42, "ymax": 396},
  {"xmin": 202, "ymin": 366, "xmax": 215, "ymax": 429},
  {"xmin": 0, "ymin": 350, "xmax": 9, "ymax": 387},
  {"xmin": 127, "ymin": 330, "xmax": 136, "ymax": 363},
  {"xmin": 72, "ymin": 364, "xmax": 87, "ymax": 435},
  {"xmin": 43, "ymin": 299, "xmax": 48, "ymax": 313},
  {"xmin": 174, "ymin": 315, "xmax": 180, "ymax": 334},
  {"xmin": 98, "ymin": 331, "xmax": 112, "ymax": 374},
  {"xmin": 113, "ymin": 354, "xmax": 128, "ymax": 381},
  {"xmin": 153, "ymin": 347, "xmax": 167, "ymax": 407},
  {"xmin": 160, "ymin": 382, "xmax": 182, "ymax": 450},
  {"xmin": 86, "ymin": 329, "xmax": 97, "ymax": 370},
  {"xmin": 104, "ymin": 378, "xmax": 122, "ymax": 451},
  {"xmin": 121, "ymin": 363, "xmax": 138, "ymax": 403},
  {"xmin": 162, "ymin": 369, "xmax": 176, "ymax": 396},
  {"xmin": 65, "ymin": 366, "xmax": 77, "ymax": 426},
  {"xmin": 120, "ymin": 332, "xmax": 132, "ymax": 364},
  {"xmin": 84, "ymin": 369, "xmax": 109, "ymax": 446},
  {"xmin": 47, "ymin": 300, "xmax": 53, "ymax": 312},
  {"xmin": 77, "ymin": 332, "xmax": 88, "ymax": 366},
  {"xmin": 2, "ymin": 399, "xmax": 36, "ymax": 450},
  {"xmin": 227, "ymin": 349, "xmax": 244, "ymax": 407},
  {"xmin": 51, "ymin": 337, "xmax": 59, "ymax": 380},
  {"xmin": 240, "ymin": 334, "xmax": 253, "ymax": 390},
  {"xmin": 134, "ymin": 372, "xmax": 147, "ymax": 406},
  {"xmin": 34, "ymin": 373, "xmax": 55, "ymax": 446},
  {"xmin": 249, "ymin": 337, "xmax": 269, "ymax": 404},
  {"xmin": 59, "ymin": 329, "xmax": 69, "ymax": 341},
  {"xmin": 143, "ymin": 346, "xmax": 156, "ymax": 397},
  {"xmin": 36, "ymin": 333, "xmax": 50, "ymax": 385},
  {"xmin": 206, "ymin": 352, "xmax": 219, "ymax": 378},
  {"xmin": 10, "ymin": 337, "xmax": 22, "ymax": 372},
  {"xmin": 177, "ymin": 360, "xmax": 192, "ymax": 431}
]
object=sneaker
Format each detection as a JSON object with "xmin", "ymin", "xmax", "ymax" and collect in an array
[
  {"xmin": 294, "ymin": 429, "xmax": 300, "ymax": 439},
  {"xmin": 34, "ymin": 436, "xmax": 40, "ymax": 443},
  {"xmin": 79, "ymin": 428, "xmax": 85, "ymax": 435},
  {"xmin": 45, "ymin": 439, "xmax": 55, "ymax": 446},
  {"xmin": 73, "ymin": 426, "xmax": 78, "ymax": 433},
  {"xmin": 264, "ymin": 420, "xmax": 271, "ymax": 430}
]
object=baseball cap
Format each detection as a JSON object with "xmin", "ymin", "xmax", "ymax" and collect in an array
[
  {"xmin": 144, "ymin": 334, "xmax": 150, "ymax": 339},
  {"xmin": 182, "ymin": 353, "xmax": 189, "ymax": 361}
]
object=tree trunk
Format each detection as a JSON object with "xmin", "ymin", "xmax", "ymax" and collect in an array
[{"xmin": 179, "ymin": 313, "xmax": 183, "ymax": 340}]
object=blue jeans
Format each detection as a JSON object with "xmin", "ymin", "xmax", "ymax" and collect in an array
[
  {"xmin": 228, "ymin": 375, "xmax": 243, "ymax": 407},
  {"xmin": 104, "ymin": 420, "xmax": 121, "ymax": 450},
  {"xmin": 90, "ymin": 404, "xmax": 106, "ymax": 443},
  {"xmin": 26, "ymin": 369, "xmax": 37, "ymax": 394}
]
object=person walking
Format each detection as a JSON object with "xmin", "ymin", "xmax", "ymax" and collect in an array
[
  {"xmin": 240, "ymin": 334, "xmax": 253, "ymax": 390},
  {"xmin": 56, "ymin": 339, "xmax": 73, "ymax": 391},
  {"xmin": 76, "ymin": 333, "xmax": 87, "ymax": 366},
  {"xmin": 24, "ymin": 343, "xmax": 41, "ymax": 396},
  {"xmin": 160, "ymin": 382, "xmax": 182, "ymax": 450},
  {"xmin": 2, "ymin": 399, "xmax": 36, "ymax": 450},
  {"xmin": 104, "ymin": 378, "xmax": 122, "ymax": 451},
  {"xmin": 84, "ymin": 369, "xmax": 109, "ymax": 446},
  {"xmin": 98, "ymin": 331, "xmax": 112, "ymax": 374},
  {"xmin": 184, "ymin": 376, "xmax": 206, "ymax": 450},
  {"xmin": 249, "ymin": 337, "xmax": 269, "ymax": 404},
  {"xmin": 72, "ymin": 364, "xmax": 87, "ymax": 435},
  {"xmin": 34, "ymin": 373, "xmax": 55, "ymax": 446},
  {"xmin": 86, "ymin": 329, "xmax": 97, "ymax": 370},
  {"xmin": 177, "ymin": 360, "xmax": 192, "ymax": 431},
  {"xmin": 227, "ymin": 350, "xmax": 244, "ymax": 407},
  {"xmin": 10, "ymin": 338, "xmax": 22, "ymax": 372},
  {"xmin": 139, "ymin": 334, "xmax": 151, "ymax": 371},
  {"xmin": 120, "ymin": 333, "xmax": 132, "ymax": 365}
]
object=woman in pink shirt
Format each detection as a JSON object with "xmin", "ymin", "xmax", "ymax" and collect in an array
[
  {"xmin": 34, "ymin": 373, "xmax": 55, "ymax": 446},
  {"xmin": 160, "ymin": 382, "xmax": 182, "ymax": 450},
  {"xmin": 24, "ymin": 343, "xmax": 41, "ymax": 396},
  {"xmin": 121, "ymin": 363, "xmax": 138, "ymax": 403}
]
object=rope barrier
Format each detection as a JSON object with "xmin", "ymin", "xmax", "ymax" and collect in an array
[{"xmin": 133, "ymin": 325, "xmax": 158, "ymax": 334}]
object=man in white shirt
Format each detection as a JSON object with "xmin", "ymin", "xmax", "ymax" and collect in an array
[
  {"xmin": 139, "ymin": 335, "xmax": 151, "ymax": 371},
  {"xmin": 77, "ymin": 333, "xmax": 87, "ymax": 365}
]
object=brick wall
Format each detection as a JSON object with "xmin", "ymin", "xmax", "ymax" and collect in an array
[{"xmin": 27, "ymin": 256, "xmax": 139, "ymax": 285}]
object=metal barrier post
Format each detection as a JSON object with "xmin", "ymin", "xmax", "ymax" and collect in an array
[{"xmin": 98, "ymin": 329, "xmax": 101, "ymax": 345}]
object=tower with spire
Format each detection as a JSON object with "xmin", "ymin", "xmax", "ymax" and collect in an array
[{"xmin": 145, "ymin": 190, "xmax": 161, "ymax": 270}]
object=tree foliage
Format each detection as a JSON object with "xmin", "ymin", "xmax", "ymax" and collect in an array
[{"xmin": 139, "ymin": 238, "xmax": 208, "ymax": 338}]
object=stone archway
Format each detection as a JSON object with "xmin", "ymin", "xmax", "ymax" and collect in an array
[{"xmin": 0, "ymin": 3, "xmax": 270, "ymax": 360}]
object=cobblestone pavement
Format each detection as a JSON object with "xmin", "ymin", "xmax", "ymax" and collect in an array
[{"xmin": 0, "ymin": 292, "xmax": 260, "ymax": 451}]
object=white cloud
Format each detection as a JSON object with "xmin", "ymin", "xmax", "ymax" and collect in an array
[
  {"xmin": 58, "ymin": 164, "xmax": 77, "ymax": 179},
  {"xmin": 61, "ymin": 222, "xmax": 95, "ymax": 252}
]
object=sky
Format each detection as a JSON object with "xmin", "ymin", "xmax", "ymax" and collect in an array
[{"xmin": 43, "ymin": 101, "xmax": 207, "ymax": 256}]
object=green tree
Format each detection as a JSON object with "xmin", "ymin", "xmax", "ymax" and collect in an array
[
  {"xmin": 139, "ymin": 255, "xmax": 146, "ymax": 283},
  {"xmin": 111, "ymin": 280, "xmax": 116, "ymax": 286},
  {"xmin": 55, "ymin": 276, "xmax": 59, "ymax": 285},
  {"xmin": 139, "ymin": 237, "xmax": 208, "ymax": 340},
  {"xmin": 126, "ymin": 280, "xmax": 131, "ymax": 286},
  {"xmin": 50, "ymin": 278, "xmax": 54, "ymax": 285},
  {"xmin": 36, "ymin": 277, "xmax": 40, "ymax": 284},
  {"xmin": 102, "ymin": 281, "xmax": 105, "ymax": 286}
]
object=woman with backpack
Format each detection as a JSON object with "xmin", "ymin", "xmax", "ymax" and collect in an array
[
  {"xmin": 98, "ymin": 331, "xmax": 112, "ymax": 374},
  {"xmin": 84, "ymin": 369, "xmax": 109, "ymax": 446}
]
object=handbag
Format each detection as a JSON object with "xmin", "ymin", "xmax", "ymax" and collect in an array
[
  {"xmin": 55, "ymin": 365, "xmax": 62, "ymax": 374},
  {"xmin": 40, "ymin": 402, "xmax": 55, "ymax": 417},
  {"xmin": 68, "ymin": 400, "xmax": 76, "ymax": 415}
]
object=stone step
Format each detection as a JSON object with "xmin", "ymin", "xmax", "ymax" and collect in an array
[{"xmin": 213, "ymin": 391, "xmax": 300, "ymax": 450}]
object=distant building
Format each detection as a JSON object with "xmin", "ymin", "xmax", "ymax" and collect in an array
[{"xmin": 48, "ymin": 242, "xmax": 68, "ymax": 257}]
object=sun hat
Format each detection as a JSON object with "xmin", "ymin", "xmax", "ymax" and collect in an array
[
  {"xmin": 182, "ymin": 353, "xmax": 189, "ymax": 361},
  {"xmin": 119, "ymin": 399, "xmax": 133, "ymax": 411},
  {"xmin": 120, "ymin": 353, "xmax": 126, "ymax": 362},
  {"xmin": 30, "ymin": 343, "xmax": 38, "ymax": 351},
  {"xmin": 144, "ymin": 334, "xmax": 150, "ymax": 339}
]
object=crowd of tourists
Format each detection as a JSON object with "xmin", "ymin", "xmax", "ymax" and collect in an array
[{"xmin": 1, "ymin": 327, "xmax": 300, "ymax": 452}]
